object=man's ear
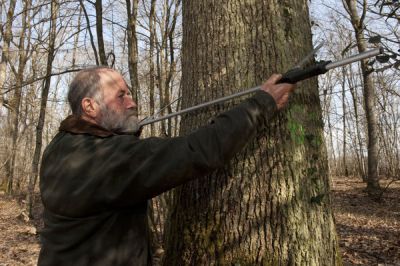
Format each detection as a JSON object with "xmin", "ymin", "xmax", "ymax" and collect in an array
[{"xmin": 81, "ymin": 97, "xmax": 99, "ymax": 118}]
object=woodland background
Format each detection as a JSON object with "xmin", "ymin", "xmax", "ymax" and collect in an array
[{"xmin": 0, "ymin": 0, "xmax": 399, "ymax": 265}]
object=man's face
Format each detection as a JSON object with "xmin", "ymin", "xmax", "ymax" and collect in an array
[{"xmin": 96, "ymin": 70, "xmax": 140, "ymax": 133}]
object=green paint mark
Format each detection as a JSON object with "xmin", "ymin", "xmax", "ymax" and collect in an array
[{"xmin": 288, "ymin": 120, "xmax": 305, "ymax": 145}]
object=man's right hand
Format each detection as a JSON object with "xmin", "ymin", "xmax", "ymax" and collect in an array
[{"xmin": 261, "ymin": 74, "xmax": 296, "ymax": 110}]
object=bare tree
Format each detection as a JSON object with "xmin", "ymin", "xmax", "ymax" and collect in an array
[
  {"xmin": 95, "ymin": 0, "xmax": 108, "ymax": 65},
  {"xmin": 26, "ymin": 0, "xmax": 59, "ymax": 217},
  {"xmin": 126, "ymin": 0, "xmax": 140, "ymax": 101},
  {"xmin": 343, "ymin": 0, "xmax": 382, "ymax": 197}
]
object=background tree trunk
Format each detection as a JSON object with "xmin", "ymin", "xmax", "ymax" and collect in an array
[
  {"xmin": 26, "ymin": 0, "xmax": 59, "ymax": 217},
  {"xmin": 5, "ymin": 0, "xmax": 31, "ymax": 194},
  {"xmin": 126, "ymin": 0, "xmax": 140, "ymax": 102},
  {"xmin": 148, "ymin": 0, "xmax": 157, "ymax": 136},
  {"xmin": 164, "ymin": 0, "xmax": 339, "ymax": 264},
  {"xmin": 95, "ymin": 0, "xmax": 107, "ymax": 66},
  {"xmin": 343, "ymin": 0, "xmax": 381, "ymax": 197},
  {"xmin": 0, "ymin": 0, "xmax": 16, "ymax": 109}
]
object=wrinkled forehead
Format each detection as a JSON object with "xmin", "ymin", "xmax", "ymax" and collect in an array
[{"xmin": 98, "ymin": 69, "xmax": 128, "ymax": 90}]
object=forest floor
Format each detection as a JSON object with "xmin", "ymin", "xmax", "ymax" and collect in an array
[
  {"xmin": 0, "ymin": 176, "xmax": 399, "ymax": 265},
  {"xmin": 332, "ymin": 176, "xmax": 400, "ymax": 265}
]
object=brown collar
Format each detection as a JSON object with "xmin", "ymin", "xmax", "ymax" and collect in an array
[{"xmin": 59, "ymin": 115, "xmax": 116, "ymax": 137}]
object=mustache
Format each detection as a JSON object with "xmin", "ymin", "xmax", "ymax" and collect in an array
[{"xmin": 126, "ymin": 108, "xmax": 138, "ymax": 117}]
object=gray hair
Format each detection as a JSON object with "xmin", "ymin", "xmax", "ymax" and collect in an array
[{"xmin": 68, "ymin": 66, "xmax": 111, "ymax": 116}]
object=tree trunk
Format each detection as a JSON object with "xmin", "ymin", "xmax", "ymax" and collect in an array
[
  {"xmin": 0, "ymin": 0, "xmax": 16, "ymax": 109},
  {"xmin": 164, "ymin": 1, "xmax": 339, "ymax": 264},
  {"xmin": 5, "ymin": 0, "xmax": 31, "ymax": 194},
  {"xmin": 348, "ymin": 72, "xmax": 366, "ymax": 180},
  {"xmin": 95, "ymin": 0, "xmax": 107, "ymax": 65},
  {"xmin": 26, "ymin": 0, "xmax": 58, "ymax": 218},
  {"xmin": 126, "ymin": 0, "xmax": 140, "ymax": 102},
  {"xmin": 341, "ymin": 67, "xmax": 349, "ymax": 177},
  {"xmin": 343, "ymin": 0, "xmax": 381, "ymax": 196},
  {"xmin": 149, "ymin": 0, "xmax": 156, "ymax": 136},
  {"xmin": 72, "ymin": 7, "xmax": 82, "ymax": 68},
  {"xmin": 0, "ymin": 0, "xmax": 17, "ymax": 190},
  {"xmin": 80, "ymin": 0, "xmax": 100, "ymax": 65}
]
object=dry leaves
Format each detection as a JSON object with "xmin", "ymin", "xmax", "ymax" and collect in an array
[
  {"xmin": 332, "ymin": 176, "xmax": 400, "ymax": 265},
  {"xmin": 0, "ymin": 177, "xmax": 399, "ymax": 265}
]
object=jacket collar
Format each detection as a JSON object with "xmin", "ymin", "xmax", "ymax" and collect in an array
[{"xmin": 59, "ymin": 115, "xmax": 116, "ymax": 137}]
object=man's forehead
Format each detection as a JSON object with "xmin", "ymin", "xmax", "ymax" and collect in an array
[{"xmin": 98, "ymin": 69, "xmax": 127, "ymax": 87}]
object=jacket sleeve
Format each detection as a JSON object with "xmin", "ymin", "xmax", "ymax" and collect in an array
[{"xmin": 40, "ymin": 91, "xmax": 277, "ymax": 217}]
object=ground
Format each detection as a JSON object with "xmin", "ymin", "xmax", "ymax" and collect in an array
[
  {"xmin": 332, "ymin": 176, "xmax": 400, "ymax": 265},
  {"xmin": 0, "ymin": 176, "xmax": 399, "ymax": 265}
]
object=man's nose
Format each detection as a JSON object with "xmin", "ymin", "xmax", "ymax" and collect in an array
[{"xmin": 126, "ymin": 97, "xmax": 137, "ymax": 109}]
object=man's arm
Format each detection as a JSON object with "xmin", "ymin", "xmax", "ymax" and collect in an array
[{"xmin": 40, "ymin": 75, "xmax": 295, "ymax": 216}]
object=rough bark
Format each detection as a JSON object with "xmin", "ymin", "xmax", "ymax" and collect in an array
[
  {"xmin": 343, "ymin": 0, "xmax": 381, "ymax": 196},
  {"xmin": 164, "ymin": 0, "xmax": 340, "ymax": 265}
]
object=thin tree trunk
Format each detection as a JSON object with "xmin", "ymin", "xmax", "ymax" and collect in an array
[
  {"xmin": 0, "ymin": 0, "xmax": 17, "ymax": 190},
  {"xmin": 348, "ymin": 71, "xmax": 366, "ymax": 180},
  {"xmin": 72, "ymin": 7, "xmax": 82, "ymax": 68},
  {"xmin": 164, "ymin": 0, "xmax": 180, "ymax": 137},
  {"xmin": 341, "ymin": 67, "xmax": 349, "ymax": 176},
  {"xmin": 164, "ymin": 0, "xmax": 339, "ymax": 264},
  {"xmin": 126, "ymin": 0, "xmax": 140, "ymax": 102},
  {"xmin": 6, "ymin": 0, "xmax": 31, "ymax": 194},
  {"xmin": 149, "ymin": 0, "xmax": 157, "ymax": 136},
  {"xmin": 344, "ymin": 0, "xmax": 381, "ymax": 196},
  {"xmin": 0, "ymin": 0, "xmax": 16, "ymax": 108},
  {"xmin": 26, "ymin": 0, "xmax": 58, "ymax": 218},
  {"xmin": 95, "ymin": 0, "xmax": 107, "ymax": 65},
  {"xmin": 79, "ymin": 0, "xmax": 100, "ymax": 65}
]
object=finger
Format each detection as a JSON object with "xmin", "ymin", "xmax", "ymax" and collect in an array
[
  {"xmin": 265, "ymin": 74, "xmax": 282, "ymax": 86},
  {"xmin": 279, "ymin": 83, "xmax": 296, "ymax": 93}
]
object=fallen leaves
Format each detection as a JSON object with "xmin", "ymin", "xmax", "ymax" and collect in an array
[{"xmin": 332, "ymin": 176, "xmax": 400, "ymax": 265}]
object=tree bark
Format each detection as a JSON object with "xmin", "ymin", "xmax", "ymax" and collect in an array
[
  {"xmin": 80, "ymin": 0, "xmax": 100, "ymax": 65},
  {"xmin": 26, "ymin": 0, "xmax": 58, "ymax": 217},
  {"xmin": 126, "ymin": 0, "xmax": 140, "ymax": 102},
  {"xmin": 343, "ymin": 0, "xmax": 381, "ymax": 196},
  {"xmin": 341, "ymin": 67, "xmax": 349, "ymax": 176},
  {"xmin": 149, "ymin": 0, "xmax": 156, "ymax": 136},
  {"xmin": 95, "ymin": 0, "xmax": 107, "ymax": 65},
  {"xmin": 0, "ymin": 0, "xmax": 16, "ymax": 108},
  {"xmin": 164, "ymin": 0, "xmax": 340, "ymax": 264},
  {"xmin": 5, "ymin": 0, "xmax": 31, "ymax": 194}
]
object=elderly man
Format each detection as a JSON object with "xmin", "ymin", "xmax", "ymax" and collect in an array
[{"xmin": 38, "ymin": 66, "xmax": 295, "ymax": 266}]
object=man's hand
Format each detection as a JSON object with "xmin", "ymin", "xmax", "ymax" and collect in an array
[{"xmin": 261, "ymin": 74, "xmax": 296, "ymax": 110}]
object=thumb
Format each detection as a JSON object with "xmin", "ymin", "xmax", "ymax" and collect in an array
[{"xmin": 265, "ymin": 74, "xmax": 282, "ymax": 86}]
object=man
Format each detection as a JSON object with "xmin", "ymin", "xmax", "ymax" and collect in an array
[{"xmin": 38, "ymin": 66, "xmax": 295, "ymax": 265}]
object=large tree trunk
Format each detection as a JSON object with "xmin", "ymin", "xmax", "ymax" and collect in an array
[
  {"xmin": 343, "ymin": 0, "xmax": 381, "ymax": 196},
  {"xmin": 164, "ymin": 0, "xmax": 339, "ymax": 264}
]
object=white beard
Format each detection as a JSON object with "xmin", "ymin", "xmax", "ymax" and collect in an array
[{"xmin": 98, "ymin": 104, "xmax": 140, "ymax": 133}]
